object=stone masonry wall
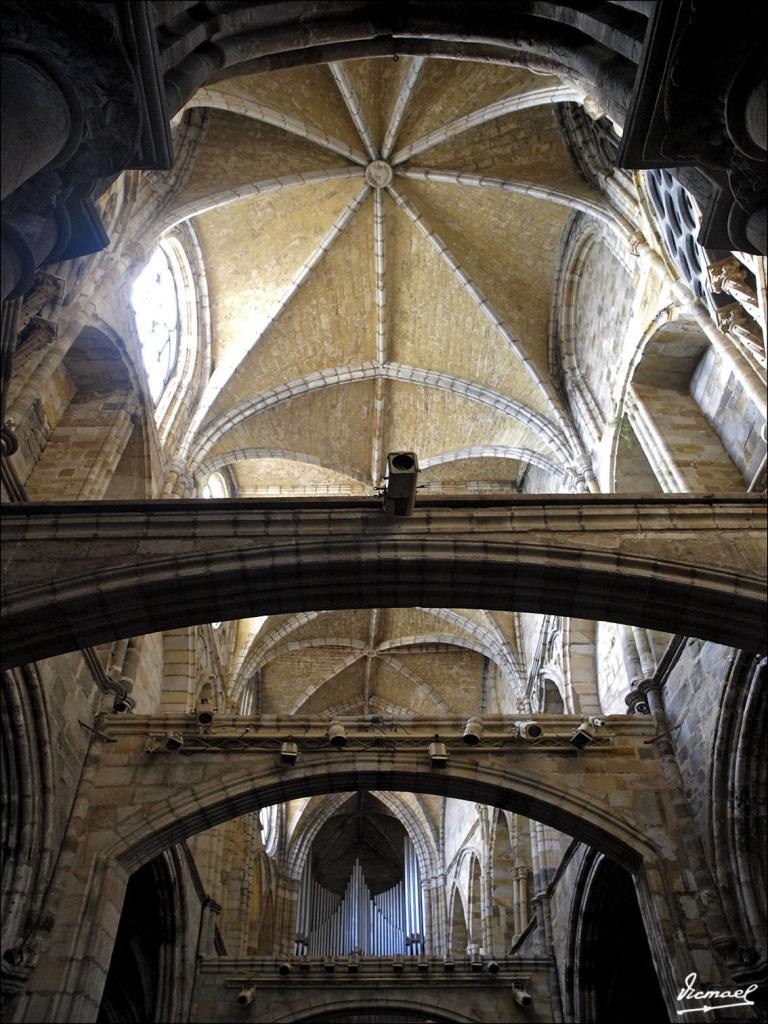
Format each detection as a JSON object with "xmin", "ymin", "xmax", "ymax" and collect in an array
[
  {"xmin": 632, "ymin": 384, "xmax": 744, "ymax": 491},
  {"xmin": 25, "ymin": 391, "xmax": 139, "ymax": 500},
  {"xmin": 546, "ymin": 842, "xmax": 590, "ymax": 1006},
  {"xmin": 691, "ymin": 347, "xmax": 767, "ymax": 485},
  {"xmin": 662, "ymin": 640, "xmax": 737, "ymax": 867},
  {"xmin": 13, "ymin": 363, "xmax": 74, "ymax": 487}
]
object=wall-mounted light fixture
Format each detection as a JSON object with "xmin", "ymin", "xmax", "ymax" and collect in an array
[
  {"xmin": 196, "ymin": 680, "xmax": 215, "ymax": 727},
  {"xmin": 328, "ymin": 721, "xmax": 348, "ymax": 748},
  {"xmin": 517, "ymin": 720, "xmax": 543, "ymax": 739},
  {"xmin": 196, "ymin": 705, "xmax": 214, "ymax": 727},
  {"xmin": 428, "ymin": 736, "xmax": 448, "ymax": 768},
  {"xmin": 160, "ymin": 731, "xmax": 184, "ymax": 752},
  {"xmin": 570, "ymin": 718, "xmax": 603, "ymax": 748},
  {"xmin": 383, "ymin": 451, "xmax": 418, "ymax": 516},
  {"xmin": 462, "ymin": 716, "xmax": 483, "ymax": 745},
  {"xmin": 237, "ymin": 987, "xmax": 255, "ymax": 1006},
  {"xmin": 280, "ymin": 740, "xmax": 299, "ymax": 764},
  {"xmin": 513, "ymin": 986, "xmax": 533, "ymax": 1007}
]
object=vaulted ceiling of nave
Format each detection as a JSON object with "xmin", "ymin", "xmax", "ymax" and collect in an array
[
  {"xmin": 168, "ymin": 56, "xmax": 603, "ymax": 493},
  {"xmin": 232, "ymin": 606, "xmax": 527, "ymax": 717},
  {"xmin": 152, "ymin": 56, "xmax": 615, "ymax": 717}
]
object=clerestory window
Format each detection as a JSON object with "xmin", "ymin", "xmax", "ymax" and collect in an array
[
  {"xmin": 201, "ymin": 471, "xmax": 228, "ymax": 498},
  {"xmin": 132, "ymin": 245, "xmax": 180, "ymax": 403}
]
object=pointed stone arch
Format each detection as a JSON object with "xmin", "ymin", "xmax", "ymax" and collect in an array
[{"xmin": 448, "ymin": 884, "xmax": 469, "ymax": 958}]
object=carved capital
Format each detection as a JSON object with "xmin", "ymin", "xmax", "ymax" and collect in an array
[
  {"xmin": 1, "ymin": 3, "xmax": 173, "ymax": 298},
  {"xmin": 715, "ymin": 302, "xmax": 764, "ymax": 353},
  {"xmin": 0, "ymin": 421, "xmax": 19, "ymax": 457},
  {"xmin": 708, "ymin": 256, "xmax": 760, "ymax": 316},
  {"xmin": 19, "ymin": 271, "xmax": 64, "ymax": 329},
  {"xmin": 624, "ymin": 687, "xmax": 651, "ymax": 715},
  {"xmin": 708, "ymin": 255, "xmax": 748, "ymax": 292},
  {"xmin": 3, "ymin": 3, "xmax": 171, "ymax": 186},
  {"xmin": 636, "ymin": 677, "xmax": 663, "ymax": 717},
  {"xmin": 17, "ymin": 315, "xmax": 58, "ymax": 352}
]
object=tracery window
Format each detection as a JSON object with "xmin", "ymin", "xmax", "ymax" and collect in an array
[
  {"xmin": 643, "ymin": 170, "xmax": 755, "ymax": 318},
  {"xmin": 132, "ymin": 245, "xmax": 180, "ymax": 403}
]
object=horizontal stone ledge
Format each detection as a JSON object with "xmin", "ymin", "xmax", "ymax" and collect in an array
[
  {"xmin": 1, "ymin": 491, "xmax": 764, "ymax": 516},
  {"xmin": 212, "ymin": 954, "xmax": 548, "ymax": 976},
  {"xmin": 2, "ymin": 497, "xmax": 763, "ymax": 542},
  {"xmin": 108, "ymin": 712, "xmax": 653, "ymax": 733},
  {"xmin": 214, "ymin": 968, "xmax": 538, "ymax": 983}
]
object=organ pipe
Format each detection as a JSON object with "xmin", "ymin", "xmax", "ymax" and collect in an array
[{"xmin": 298, "ymin": 837, "xmax": 425, "ymax": 955}]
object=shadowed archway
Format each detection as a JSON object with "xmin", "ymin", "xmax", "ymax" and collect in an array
[
  {"xmin": 29, "ymin": 735, "xmax": 724, "ymax": 1024},
  {"xmin": 568, "ymin": 852, "xmax": 669, "ymax": 1024}
]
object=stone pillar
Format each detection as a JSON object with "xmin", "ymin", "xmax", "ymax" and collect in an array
[
  {"xmin": 105, "ymin": 637, "xmax": 139, "ymax": 710},
  {"xmin": 583, "ymin": 468, "xmax": 600, "ymax": 493},
  {"xmin": 0, "ymin": 54, "xmax": 79, "ymax": 203},
  {"xmin": 424, "ymin": 874, "xmax": 447, "ymax": 957},
  {"xmin": 618, "ymin": 624, "xmax": 643, "ymax": 687},
  {"xmin": 421, "ymin": 880, "xmax": 433, "ymax": 957},
  {"xmin": 236, "ymin": 815, "xmax": 259, "ymax": 956},
  {"xmin": 0, "ymin": 294, "xmax": 22, "ymax": 429},
  {"xmin": 2, "ymin": 269, "xmax": 64, "ymax": 432},
  {"xmin": 625, "ymin": 386, "xmax": 687, "ymax": 491},
  {"xmin": 10, "ymin": 315, "xmax": 59, "ymax": 384},
  {"xmin": 5, "ymin": 313, "xmax": 88, "ymax": 432},
  {"xmin": 530, "ymin": 823, "xmax": 562, "ymax": 894},
  {"xmin": 631, "ymin": 626, "xmax": 656, "ymax": 677},
  {"xmin": 197, "ymin": 897, "xmax": 222, "ymax": 957},
  {"xmin": 161, "ymin": 459, "xmax": 191, "ymax": 498},
  {"xmin": 276, "ymin": 876, "xmax": 302, "ymax": 960},
  {"xmin": 480, "ymin": 865, "xmax": 494, "ymax": 955},
  {"xmin": 637, "ymin": 678, "xmax": 741, "ymax": 973},
  {"xmin": 531, "ymin": 892, "xmax": 563, "ymax": 1023},
  {"xmin": 511, "ymin": 865, "xmax": 530, "ymax": 944},
  {"xmin": 529, "ymin": 821, "xmax": 541, "ymax": 895}
]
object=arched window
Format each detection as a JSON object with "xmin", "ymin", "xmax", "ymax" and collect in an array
[
  {"xmin": 201, "ymin": 471, "xmax": 228, "ymax": 498},
  {"xmin": 260, "ymin": 804, "xmax": 278, "ymax": 856},
  {"xmin": 132, "ymin": 245, "xmax": 180, "ymax": 403}
]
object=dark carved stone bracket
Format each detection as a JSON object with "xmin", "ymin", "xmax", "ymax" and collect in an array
[
  {"xmin": 617, "ymin": 1, "xmax": 767, "ymax": 254},
  {"xmin": 1, "ymin": 2, "xmax": 173, "ymax": 301}
]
